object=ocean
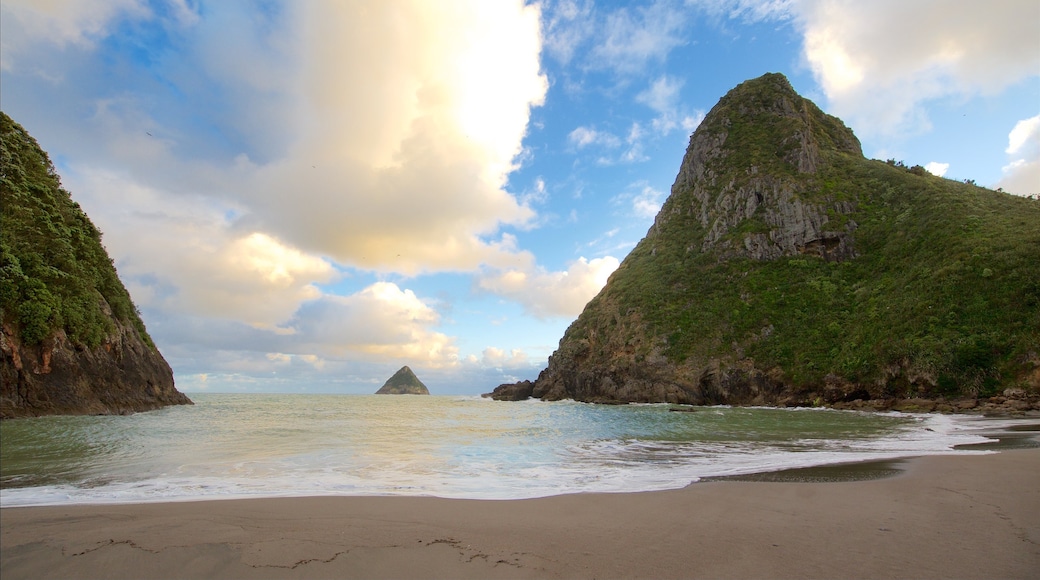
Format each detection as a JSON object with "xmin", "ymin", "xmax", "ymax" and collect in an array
[{"xmin": 0, "ymin": 394, "xmax": 1018, "ymax": 507}]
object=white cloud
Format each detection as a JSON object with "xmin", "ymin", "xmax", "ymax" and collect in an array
[
  {"xmin": 632, "ymin": 185, "xmax": 666, "ymax": 218},
  {"xmin": 542, "ymin": 0, "xmax": 595, "ymax": 65},
  {"xmin": 633, "ymin": 76, "xmax": 704, "ymax": 146},
  {"xmin": 924, "ymin": 162, "xmax": 949, "ymax": 177},
  {"xmin": 543, "ymin": 0, "xmax": 688, "ymax": 76},
  {"xmin": 66, "ymin": 167, "xmax": 335, "ymax": 329},
  {"xmin": 235, "ymin": 1, "xmax": 547, "ymax": 274},
  {"xmin": 997, "ymin": 114, "xmax": 1040, "ymax": 196},
  {"xmin": 476, "ymin": 347, "xmax": 531, "ymax": 369},
  {"xmin": 8, "ymin": 1, "xmax": 548, "ymax": 278},
  {"xmin": 0, "ymin": 0, "xmax": 148, "ymax": 71},
  {"xmin": 478, "ymin": 256, "xmax": 620, "ymax": 318},
  {"xmin": 688, "ymin": 0, "xmax": 796, "ymax": 23},
  {"xmin": 796, "ymin": 0, "xmax": 1040, "ymax": 136},
  {"xmin": 288, "ymin": 282, "xmax": 459, "ymax": 367},
  {"xmin": 568, "ymin": 126, "xmax": 622, "ymax": 149},
  {"xmin": 613, "ymin": 182, "xmax": 665, "ymax": 218},
  {"xmin": 681, "ymin": 111, "xmax": 706, "ymax": 132},
  {"xmin": 591, "ymin": 1, "xmax": 689, "ymax": 74},
  {"xmin": 1006, "ymin": 114, "xmax": 1040, "ymax": 156},
  {"xmin": 637, "ymin": 75, "xmax": 683, "ymax": 114}
]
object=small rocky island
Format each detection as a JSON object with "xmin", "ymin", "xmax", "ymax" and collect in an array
[{"xmin": 375, "ymin": 365, "xmax": 430, "ymax": 395}]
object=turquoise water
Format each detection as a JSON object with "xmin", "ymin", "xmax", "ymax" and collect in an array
[{"xmin": 0, "ymin": 394, "xmax": 1002, "ymax": 506}]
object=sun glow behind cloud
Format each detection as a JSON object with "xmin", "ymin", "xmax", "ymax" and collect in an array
[{"xmin": 0, "ymin": 0, "xmax": 569, "ymax": 379}]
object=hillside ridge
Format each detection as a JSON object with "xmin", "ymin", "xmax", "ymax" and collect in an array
[
  {"xmin": 486, "ymin": 73, "xmax": 1040, "ymax": 413},
  {"xmin": 1, "ymin": 112, "xmax": 192, "ymax": 418}
]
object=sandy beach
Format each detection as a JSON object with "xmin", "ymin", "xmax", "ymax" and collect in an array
[{"xmin": 2, "ymin": 448, "xmax": 1038, "ymax": 580}]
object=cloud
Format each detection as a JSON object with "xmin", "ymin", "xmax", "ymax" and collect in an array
[
  {"xmin": 234, "ymin": 1, "xmax": 547, "ymax": 274},
  {"xmin": 635, "ymin": 75, "xmax": 706, "ymax": 137},
  {"xmin": 3, "ymin": 0, "xmax": 551, "ymax": 379},
  {"xmin": 542, "ymin": 0, "xmax": 595, "ymax": 65},
  {"xmin": 632, "ymin": 185, "xmax": 666, "ymax": 218},
  {"xmin": 7, "ymin": 1, "xmax": 548, "ymax": 278},
  {"xmin": 478, "ymin": 256, "xmax": 620, "ymax": 318},
  {"xmin": 612, "ymin": 182, "xmax": 666, "ymax": 218},
  {"xmin": 997, "ymin": 114, "xmax": 1040, "ymax": 196},
  {"xmin": 591, "ymin": 1, "xmax": 689, "ymax": 74},
  {"xmin": 796, "ymin": 0, "xmax": 1040, "ymax": 136},
  {"xmin": 1006, "ymin": 114, "xmax": 1040, "ymax": 156},
  {"xmin": 286, "ymin": 282, "xmax": 459, "ymax": 366},
  {"xmin": 472, "ymin": 347, "xmax": 531, "ymax": 370},
  {"xmin": 543, "ymin": 0, "xmax": 688, "ymax": 76},
  {"xmin": 688, "ymin": 0, "xmax": 796, "ymax": 23},
  {"xmin": 924, "ymin": 162, "xmax": 949, "ymax": 177},
  {"xmin": 65, "ymin": 167, "xmax": 335, "ymax": 328},
  {"xmin": 569, "ymin": 126, "xmax": 622, "ymax": 149},
  {"xmin": 0, "ymin": 0, "xmax": 147, "ymax": 72}
]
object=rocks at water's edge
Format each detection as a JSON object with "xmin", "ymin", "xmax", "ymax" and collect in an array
[
  {"xmin": 481, "ymin": 380, "xmax": 533, "ymax": 401},
  {"xmin": 376, "ymin": 366, "xmax": 430, "ymax": 395},
  {"xmin": 1, "ymin": 322, "xmax": 190, "ymax": 418}
]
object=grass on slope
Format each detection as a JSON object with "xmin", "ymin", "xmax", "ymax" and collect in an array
[{"xmin": 597, "ymin": 154, "xmax": 1040, "ymax": 397}]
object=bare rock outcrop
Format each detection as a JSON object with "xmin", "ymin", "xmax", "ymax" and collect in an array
[{"xmin": 1, "ymin": 320, "xmax": 190, "ymax": 418}]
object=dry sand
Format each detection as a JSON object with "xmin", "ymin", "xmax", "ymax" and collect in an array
[{"xmin": 2, "ymin": 449, "xmax": 1038, "ymax": 579}]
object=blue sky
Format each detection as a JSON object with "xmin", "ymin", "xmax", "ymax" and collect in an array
[{"xmin": 2, "ymin": 0, "xmax": 1038, "ymax": 395}]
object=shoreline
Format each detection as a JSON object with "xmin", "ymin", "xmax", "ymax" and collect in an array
[
  {"xmin": 2, "ymin": 413, "xmax": 1036, "ymax": 509},
  {"xmin": 3, "ymin": 448, "xmax": 1038, "ymax": 579}
]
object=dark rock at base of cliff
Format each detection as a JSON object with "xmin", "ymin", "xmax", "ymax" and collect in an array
[
  {"xmin": 1, "ymin": 322, "xmax": 191, "ymax": 419},
  {"xmin": 483, "ymin": 380, "xmax": 534, "ymax": 401}
]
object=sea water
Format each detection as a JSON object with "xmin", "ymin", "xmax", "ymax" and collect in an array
[{"xmin": 0, "ymin": 394, "xmax": 1017, "ymax": 507}]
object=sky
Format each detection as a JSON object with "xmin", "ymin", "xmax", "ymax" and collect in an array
[{"xmin": 2, "ymin": 0, "xmax": 1038, "ymax": 395}]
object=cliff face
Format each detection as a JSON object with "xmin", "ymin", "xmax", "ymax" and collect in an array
[
  {"xmin": 1, "ymin": 111, "xmax": 191, "ymax": 419},
  {"xmin": 488, "ymin": 73, "xmax": 1040, "ymax": 408},
  {"xmin": 1, "ymin": 320, "xmax": 190, "ymax": 418}
]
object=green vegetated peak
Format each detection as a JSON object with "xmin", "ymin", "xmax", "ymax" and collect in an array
[
  {"xmin": 538, "ymin": 73, "xmax": 1040, "ymax": 403},
  {"xmin": 376, "ymin": 365, "xmax": 430, "ymax": 395},
  {"xmin": 0, "ymin": 111, "xmax": 156, "ymax": 350}
]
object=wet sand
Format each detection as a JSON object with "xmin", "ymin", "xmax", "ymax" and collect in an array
[{"xmin": 2, "ymin": 448, "xmax": 1038, "ymax": 579}]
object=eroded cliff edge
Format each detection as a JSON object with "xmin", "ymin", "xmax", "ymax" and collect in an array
[
  {"xmin": 487, "ymin": 73, "xmax": 1040, "ymax": 410},
  {"xmin": 1, "ymin": 112, "xmax": 191, "ymax": 418}
]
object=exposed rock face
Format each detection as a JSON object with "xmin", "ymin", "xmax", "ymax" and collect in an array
[
  {"xmin": 485, "ymin": 73, "xmax": 1040, "ymax": 408},
  {"xmin": 376, "ymin": 366, "xmax": 430, "ymax": 395},
  {"xmin": 1, "ymin": 321, "xmax": 190, "ymax": 418},
  {"xmin": 481, "ymin": 380, "xmax": 533, "ymax": 401},
  {"xmin": 665, "ymin": 72, "xmax": 861, "ymax": 263}
]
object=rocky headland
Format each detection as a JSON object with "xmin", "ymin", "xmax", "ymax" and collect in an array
[
  {"xmin": 1, "ymin": 112, "xmax": 191, "ymax": 419},
  {"xmin": 486, "ymin": 73, "xmax": 1040, "ymax": 414}
]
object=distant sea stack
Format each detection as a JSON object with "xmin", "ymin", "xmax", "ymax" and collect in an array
[
  {"xmin": 487, "ymin": 73, "xmax": 1040, "ymax": 410},
  {"xmin": 0, "ymin": 112, "xmax": 192, "ymax": 419},
  {"xmin": 376, "ymin": 366, "xmax": 430, "ymax": 395}
]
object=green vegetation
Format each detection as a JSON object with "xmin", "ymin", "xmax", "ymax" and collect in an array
[
  {"xmin": 564, "ymin": 75, "xmax": 1040, "ymax": 399},
  {"xmin": 1, "ymin": 112, "xmax": 155, "ymax": 349},
  {"xmin": 376, "ymin": 365, "xmax": 430, "ymax": 395}
]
